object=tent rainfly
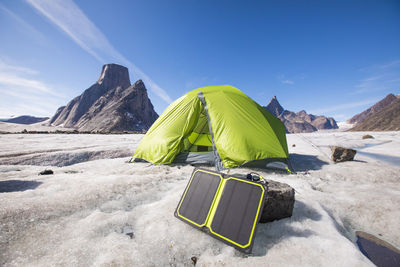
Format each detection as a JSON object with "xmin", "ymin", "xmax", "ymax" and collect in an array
[{"xmin": 132, "ymin": 85, "xmax": 293, "ymax": 172}]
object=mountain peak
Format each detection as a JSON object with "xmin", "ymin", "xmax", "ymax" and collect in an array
[
  {"xmin": 264, "ymin": 96, "xmax": 338, "ymax": 132},
  {"xmin": 50, "ymin": 64, "xmax": 158, "ymax": 131},
  {"xmin": 133, "ymin": 79, "xmax": 145, "ymax": 88},
  {"xmin": 347, "ymin": 93, "xmax": 398, "ymax": 124},
  {"xmin": 265, "ymin": 96, "xmax": 284, "ymax": 117},
  {"xmin": 97, "ymin": 64, "xmax": 131, "ymax": 89}
]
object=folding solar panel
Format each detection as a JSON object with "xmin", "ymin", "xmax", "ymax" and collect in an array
[{"xmin": 175, "ymin": 168, "xmax": 266, "ymax": 253}]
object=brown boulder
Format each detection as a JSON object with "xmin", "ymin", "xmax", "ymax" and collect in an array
[
  {"xmin": 331, "ymin": 146, "xmax": 357, "ymax": 163},
  {"xmin": 362, "ymin": 134, "xmax": 374, "ymax": 139}
]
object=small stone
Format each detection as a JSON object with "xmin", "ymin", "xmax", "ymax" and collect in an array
[
  {"xmin": 191, "ymin": 256, "xmax": 197, "ymax": 265},
  {"xmin": 39, "ymin": 169, "xmax": 54, "ymax": 175},
  {"xmin": 123, "ymin": 228, "xmax": 134, "ymax": 239},
  {"xmin": 362, "ymin": 134, "xmax": 374, "ymax": 139},
  {"xmin": 331, "ymin": 146, "xmax": 357, "ymax": 163}
]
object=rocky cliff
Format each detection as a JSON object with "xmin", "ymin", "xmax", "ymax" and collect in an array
[
  {"xmin": 347, "ymin": 93, "xmax": 398, "ymax": 124},
  {"xmin": 264, "ymin": 96, "xmax": 338, "ymax": 133},
  {"xmin": 350, "ymin": 96, "xmax": 400, "ymax": 131},
  {"xmin": 50, "ymin": 64, "xmax": 158, "ymax": 132}
]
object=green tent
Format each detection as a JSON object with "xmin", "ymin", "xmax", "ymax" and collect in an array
[{"xmin": 132, "ymin": 85, "xmax": 292, "ymax": 172}]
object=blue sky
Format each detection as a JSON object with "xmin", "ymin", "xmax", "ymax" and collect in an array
[{"xmin": 0, "ymin": 0, "xmax": 399, "ymax": 122}]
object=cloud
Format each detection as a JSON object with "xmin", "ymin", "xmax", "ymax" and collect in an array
[
  {"xmin": 277, "ymin": 74, "xmax": 295, "ymax": 85},
  {"xmin": 309, "ymin": 98, "xmax": 379, "ymax": 114},
  {"xmin": 0, "ymin": 59, "xmax": 39, "ymax": 75},
  {"xmin": 0, "ymin": 73, "xmax": 57, "ymax": 95},
  {"xmin": 26, "ymin": 0, "xmax": 172, "ymax": 103},
  {"xmin": 0, "ymin": 60, "xmax": 67, "ymax": 117},
  {"xmin": 282, "ymin": 80, "xmax": 294, "ymax": 85},
  {"xmin": 0, "ymin": 72, "xmax": 61, "ymax": 97},
  {"xmin": 378, "ymin": 60, "xmax": 400, "ymax": 70},
  {"xmin": 353, "ymin": 60, "xmax": 400, "ymax": 94}
]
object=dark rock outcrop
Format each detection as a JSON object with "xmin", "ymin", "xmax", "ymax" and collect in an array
[
  {"xmin": 264, "ymin": 96, "xmax": 338, "ymax": 133},
  {"xmin": 2, "ymin": 116, "xmax": 49, "ymax": 124},
  {"xmin": 347, "ymin": 93, "xmax": 398, "ymax": 124},
  {"xmin": 331, "ymin": 146, "xmax": 357, "ymax": 162},
  {"xmin": 39, "ymin": 169, "xmax": 54, "ymax": 175},
  {"xmin": 50, "ymin": 64, "xmax": 158, "ymax": 132},
  {"xmin": 350, "ymin": 96, "xmax": 400, "ymax": 131}
]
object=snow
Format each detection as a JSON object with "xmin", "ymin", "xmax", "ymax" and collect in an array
[
  {"xmin": 337, "ymin": 121, "xmax": 354, "ymax": 131},
  {"xmin": 0, "ymin": 119, "xmax": 70, "ymax": 133},
  {"xmin": 1, "ymin": 131, "xmax": 400, "ymax": 266}
]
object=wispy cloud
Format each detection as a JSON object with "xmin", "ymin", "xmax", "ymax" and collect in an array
[
  {"xmin": 309, "ymin": 98, "xmax": 379, "ymax": 114},
  {"xmin": 0, "ymin": 59, "xmax": 39, "ymax": 75},
  {"xmin": 354, "ymin": 60, "xmax": 400, "ymax": 94},
  {"xmin": 0, "ymin": 60, "xmax": 61, "ymax": 97},
  {"xmin": 378, "ymin": 60, "xmax": 400, "ymax": 70},
  {"xmin": 0, "ymin": 74, "xmax": 60, "ymax": 95},
  {"xmin": 0, "ymin": 60, "xmax": 66, "ymax": 117},
  {"xmin": 26, "ymin": 0, "xmax": 172, "ymax": 103},
  {"xmin": 282, "ymin": 80, "xmax": 294, "ymax": 85},
  {"xmin": 277, "ymin": 74, "xmax": 295, "ymax": 85}
]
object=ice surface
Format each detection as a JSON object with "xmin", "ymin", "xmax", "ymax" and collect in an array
[
  {"xmin": 1, "ymin": 131, "xmax": 399, "ymax": 266},
  {"xmin": 0, "ymin": 120, "xmax": 70, "ymax": 133}
]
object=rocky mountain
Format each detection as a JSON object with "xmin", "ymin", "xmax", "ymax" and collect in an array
[
  {"xmin": 350, "ymin": 96, "xmax": 400, "ymax": 131},
  {"xmin": 50, "ymin": 64, "xmax": 158, "ymax": 132},
  {"xmin": 347, "ymin": 93, "xmax": 398, "ymax": 124},
  {"xmin": 0, "ymin": 116, "xmax": 49, "ymax": 124},
  {"xmin": 264, "ymin": 96, "xmax": 338, "ymax": 133},
  {"xmin": 265, "ymin": 96, "xmax": 284, "ymax": 117}
]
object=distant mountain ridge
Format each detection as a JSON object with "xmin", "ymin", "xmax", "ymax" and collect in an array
[
  {"xmin": 264, "ymin": 96, "xmax": 338, "ymax": 133},
  {"xmin": 349, "ymin": 94, "xmax": 400, "ymax": 131},
  {"xmin": 0, "ymin": 116, "xmax": 49, "ymax": 125},
  {"xmin": 50, "ymin": 64, "xmax": 158, "ymax": 132},
  {"xmin": 347, "ymin": 93, "xmax": 398, "ymax": 124}
]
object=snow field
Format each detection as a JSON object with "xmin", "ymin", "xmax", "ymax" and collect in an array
[{"xmin": 0, "ymin": 132, "xmax": 399, "ymax": 266}]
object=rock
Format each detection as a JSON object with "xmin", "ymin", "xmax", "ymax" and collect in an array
[
  {"xmin": 350, "ymin": 97, "xmax": 400, "ymax": 131},
  {"xmin": 310, "ymin": 116, "xmax": 338, "ymax": 130},
  {"xmin": 124, "ymin": 229, "xmax": 134, "ymax": 239},
  {"xmin": 259, "ymin": 179, "xmax": 295, "ymax": 223},
  {"xmin": 331, "ymin": 146, "xmax": 357, "ymax": 163},
  {"xmin": 76, "ymin": 80, "xmax": 158, "ymax": 132},
  {"xmin": 362, "ymin": 134, "xmax": 374, "ymax": 139},
  {"xmin": 280, "ymin": 117, "xmax": 317, "ymax": 133},
  {"xmin": 122, "ymin": 225, "xmax": 134, "ymax": 238},
  {"xmin": 49, "ymin": 64, "xmax": 158, "ymax": 132},
  {"xmin": 264, "ymin": 96, "xmax": 338, "ymax": 133},
  {"xmin": 265, "ymin": 96, "xmax": 284, "ymax": 117},
  {"xmin": 348, "ymin": 93, "xmax": 398, "ymax": 124},
  {"xmin": 39, "ymin": 169, "xmax": 54, "ymax": 175}
]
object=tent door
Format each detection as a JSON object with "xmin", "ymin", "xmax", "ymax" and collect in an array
[{"xmin": 197, "ymin": 91, "xmax": 224, "ymax": 170}]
